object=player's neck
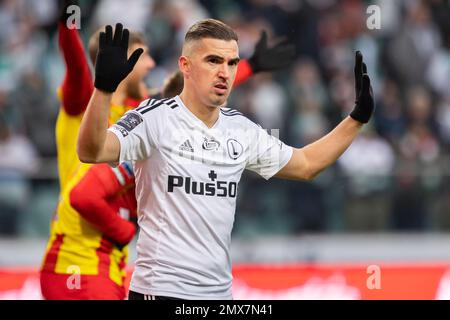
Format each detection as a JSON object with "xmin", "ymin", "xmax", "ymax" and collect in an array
[{"xmin": 179, "ymin": 91, "xmax": 220, "ymax": 129}]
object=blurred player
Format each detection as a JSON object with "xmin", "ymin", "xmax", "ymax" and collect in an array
[
  {"xmin": 40, "ymin": 1, "xmax": 150, "ymax": 299},
  {"xmin": 161, "ymin": 70, "xmax": 184, "ymax": 99},
  {"xmin": 52, "ymin": 0, "xmax": 154, "ymax": 193},
  {"xmin": 40, "ymin": 162, "xmax": 137, "ymax": 299},
  {"xmin": 77, "ymin": 20, "xmax": 374, "ymax": 299}
]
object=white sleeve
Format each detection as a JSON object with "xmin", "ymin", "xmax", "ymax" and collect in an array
[
  {"xmin": 245, "ymin": 121, "xmax": 293, "ymax": 180},
  {"xmin": 108, "ymin": 106, "xmax": 161, "ymax": 163}
]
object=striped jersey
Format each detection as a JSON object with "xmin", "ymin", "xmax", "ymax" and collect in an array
[
  {"xmin": 42, "ymin": 90, "xmax": 138, "ymax": 287},
  {"xmin": 108, "ymin": 95, "xmax": 293, "ymax": 299},
  {"xmin": 55, "ymin": 87, "xmax": 136, "ymax": 193}
]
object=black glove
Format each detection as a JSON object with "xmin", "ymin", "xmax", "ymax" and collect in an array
[
  {"xmin": 349, "ymin": 51, "xmax": 375, "ymax": 124},
  {"xmin": 94, "ymin": 23, "xmax": 143, "ymax": 93},
  {"xmin": 248, "ymin": 30, "xmax": 296, "ymax": 73},
  {"xmin": 59, "ymin": 0, "xmax": 78, "ymax": 25}
]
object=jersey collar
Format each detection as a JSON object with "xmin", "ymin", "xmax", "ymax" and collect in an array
[{"xmin": 174, "ymin": 95, "xmax": 222, "ymax": 130}]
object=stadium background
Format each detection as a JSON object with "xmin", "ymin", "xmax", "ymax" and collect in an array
[{"xmin": 1, "ymin": 0, "xmax": 450, "ymax": 299}]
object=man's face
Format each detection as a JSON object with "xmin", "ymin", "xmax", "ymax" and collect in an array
[
  {"xmin": 125, "ymin": 43, "xmax": 155, "ymax": 99},
  {"xmin": 183, "ymin": 38, "xmax": 239, "ymax": 108}
]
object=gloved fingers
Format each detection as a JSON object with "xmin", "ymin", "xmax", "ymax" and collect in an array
[
  {"xmin": 121, "ymin": 28, "xmax": 129, "ymax": 50},
  {"xmin": 128, "ymin": 48, "xmax": 144, "ymax": 70},
  {"xmin": 354, "ymin": 51, "xmax": 363, "ymax": 76},
  {"xmin": 354, "ymin": 51, "xmax": 363, "ymax": 74},
  {"xmin": 354, "ymin": 50, "xmax": 363, "ymax": 94},
  {"xmin": 361, "ymin": 74, "xmax": 371, "ymax": 97},
  {"xmin": 270, "ymin": 45, "xmax": 296, "ymax": 61},
  {"xmin": 272, "ymin": 37, "xmax": 290, "ymax": 48},
  {"xmin": 112, "ymin": 23, "xmax": 123, "ymax": 46},
  {"xmin": 275, "ymin": 44, "xmax": 296, "ymax": 57},
  {"xmin": 99, "ymin": 31, "xmax": 106, "ymax": 47},
  {"xmin": 105, "ymin": 25, "xmax": 113, "ymax": 44},
  {"xmin": 256, "ymin": 30, "xmax": 268, "ymax": 51}
]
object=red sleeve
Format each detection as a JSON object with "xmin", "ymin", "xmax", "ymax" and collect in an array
[
  {"xmin": 233, "ymin": 59, "xmax": 254, "ymax": 87},
  {"xmin": 59, "ymin": 22, "xmax": 94, "ymax": 116},
  {"xmin": 69, "ymin": 164, "xmax": 136, "ymax": 246}
]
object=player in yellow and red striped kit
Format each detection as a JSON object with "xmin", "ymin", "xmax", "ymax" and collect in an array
[
  {"xmin": 41, "ymin": 162, "xmax": 136, "ymax": 299},
  {"xmin": 40, "ymin": 1, "xmax": 153, "ymax": 299}
]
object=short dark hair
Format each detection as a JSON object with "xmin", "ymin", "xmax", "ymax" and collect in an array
[
  {"xmin": 185, "ymin": 19, "xmax": 238, "ymax": 43},
  {"xmin": 88, "ymin": 26, "xmax": 146, "ymax": 65},
  {"xmin": 162, "ymin": 71, "xmax": 184, "ymax": 98}
]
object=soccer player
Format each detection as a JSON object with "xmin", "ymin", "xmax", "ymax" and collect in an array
[
  {"xmin": 40, "ymin": 162, "xmax": 137, "ymax": 299},
  {"xmin": 53, "ymin": 0, "xmax": 155, "ymax": 193},
  {"xmin": 77, "ymin": 20, "xmax": 374, "ymax": 300},
  {"xmin": 40, "ymin": 1, "xmax": 152, "ymax": 299},
  {"xmin": 44, "ymin": 1, "xmax": 294, "ymax": 299}
]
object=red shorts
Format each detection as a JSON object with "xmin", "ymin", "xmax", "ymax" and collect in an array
[{"xmin": 40, "ymin": 270, "xmax": 126, "ymax": 300}]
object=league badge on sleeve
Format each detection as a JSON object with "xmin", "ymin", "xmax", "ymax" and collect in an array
[{"xmin": 115, "ymin": 112, "xmax": 143, "ymax": 136}]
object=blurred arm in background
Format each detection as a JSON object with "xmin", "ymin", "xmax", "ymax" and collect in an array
[
  {"xmin": 58, "ymin": 0, "xmax": 93, "ymax": 116},
  {"xmin": 234, "ymin": 30, "xmax": 295, "ymax": 86},
  {"xmin": 69, "ymin": 163, "xmax": 137, "ymax": 248}
]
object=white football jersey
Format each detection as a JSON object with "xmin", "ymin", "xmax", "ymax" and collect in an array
[{"xmin": 108, "ymin": 95, "xmax": 293, "ymax": 299}]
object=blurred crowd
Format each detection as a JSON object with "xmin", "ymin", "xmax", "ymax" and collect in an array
[{"xmin": 1, "ymin": 0, "xmax": 450, "ymax": 236}]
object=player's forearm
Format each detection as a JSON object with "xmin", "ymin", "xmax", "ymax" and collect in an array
[
  {"xmin": 59, "ymin": 23, "xmax": 89, "ymax": 72},
  {"xmin": 59, "ymin": 22, "xmax": 93, "ymax": 115},
  {"xmin": 302, "ymin": 116, "xmax": 363, "ymax": 179},
  {"xmin": 77, "ymin": 89, "xmax": 111, "ymax": 162}
]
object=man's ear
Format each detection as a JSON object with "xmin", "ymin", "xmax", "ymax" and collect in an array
[{"xmin": 178, "ymin": 56, "xmax": 190, "ymax": 76}]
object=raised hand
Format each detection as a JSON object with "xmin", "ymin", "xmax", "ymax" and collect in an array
[
  {"xmin": 94, "ymin": 23, "xmax": 143, "ymax": 93},
  {"xmin": 248, "ymin": 30, "xmax": 296, "ymax": 73},
  {"xmin": 350, "ymin": 51, "xmax": 375, "ymax": 124}
]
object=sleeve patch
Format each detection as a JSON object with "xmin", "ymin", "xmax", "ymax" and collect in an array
[{"xmin": 114, "ymin": 112, "xmax": 143, "ymax": 137}]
